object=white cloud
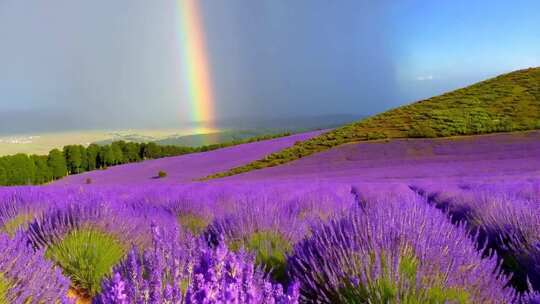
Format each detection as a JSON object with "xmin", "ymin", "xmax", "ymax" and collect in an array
[{"xmin": 416, "ymin": 75, "xmax": 434, "ymax": 81}]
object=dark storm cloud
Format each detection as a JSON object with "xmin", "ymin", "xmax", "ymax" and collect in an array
[
  {"xmin": 0, "ymin": 0, "xmax": 184, "ymax": 132},
  {"xmin": 0, "ymin": 0, "xmax": 398, "ymax": 133},
  {"xmin": 1, "ymin": 0, "xmax": 538, "ymax": 133},
  {"xmin": 202, "ymin": 0, "xmax": 398, "ymax": 119}
]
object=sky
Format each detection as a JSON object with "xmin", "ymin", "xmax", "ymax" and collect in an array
[{"xmin": 0, "ymin": 0, "xmax": 539, "ymax": 133}]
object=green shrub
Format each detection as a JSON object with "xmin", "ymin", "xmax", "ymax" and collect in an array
[
  {"xmin": 157, "ymin": 171, "xmax": 167, "ymax": 178},
  {"xmin": 178, "ymin": 213, "xmax": 209, "ymax": 235},
  {"xmin": 45, "ymin": 228, "xmax": 127, "ymax": 297},
  {"xmin": 0, "ymin": 274, "xmax": 10, "ymax": 304},
  {"xmin": 229, "ymin": 231, "xmax": 292, "ymax": 283},
  {"xmin": 408, "ymin": 124, "xmax": 438, "ymax": 138},
  {"xmin": 0, "ymin": 213, "xmax": 34, "ymax": 237},
  {"xmin": 339, "ymin": 251, "xmax": 470, "ymax": 303},
  {"xmin": 366, "ymin": 132, "xmax": 387, "ymax": 140}
]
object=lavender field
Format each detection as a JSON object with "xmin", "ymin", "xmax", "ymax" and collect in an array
[
  {"xmin": 56, "ymin": 130, "xmax": 324, "ymax": 186},
  {"xmin": 2, "ymin": 0, "xmax": 539, "ymax": 302},
  {"xmin": 1, "ymin": 130, "xmax": 540, "ymax": 303}
]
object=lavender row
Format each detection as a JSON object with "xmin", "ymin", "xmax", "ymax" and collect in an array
[
  {"xmin": 412, "ymin": 181, "xmax": 540, "ymax": 293},
  {"xmin": 0, "ymin": 182, "xmax": 538, "ymax": 302}
]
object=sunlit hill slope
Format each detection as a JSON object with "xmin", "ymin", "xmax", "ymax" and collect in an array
[{"xmin": 208, "ymin": 67, "xmax": 540, "ymax": 179}]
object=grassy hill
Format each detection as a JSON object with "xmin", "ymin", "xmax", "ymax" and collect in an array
[
  {"xmin": 155, "ymin": 129, "xmax": 299, "ymax": 147},
  {"xmin": 206, "ymin": 67, "xmax": 540, "ymax": 179}
]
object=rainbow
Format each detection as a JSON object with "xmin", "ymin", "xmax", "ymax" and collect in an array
[{"xmin": 177, "ymin": 0, "xmax": 215, "ymax": 133}]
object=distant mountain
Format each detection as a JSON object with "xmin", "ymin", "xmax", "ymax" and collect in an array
[
  {"xmin": 155, "ymin": 130, "xmax": 281, "ymax": 147},
  {"xmin": 91, "ymin": 130, "xmax": 278, "ymax": 146},
  {"xmin": 93, "ymin": 114, "xmax": 360, "ymax": 147},
  {"xmin": 156, "ymin": 115, "xmax": 360, "ymax": 147},
  {"xmin": 212, "ymin": 114, "xmax": 362, "ymax": 131},
  {"xmin": 0, "ymin": 108, "xmax": 358, "ymax": 137},
  {"xmin": 207, "ymin": 67, "xmax": 540, "ymax": 179}
]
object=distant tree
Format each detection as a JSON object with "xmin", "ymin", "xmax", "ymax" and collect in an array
[
  {"xmin": 31, "ymin": 155, "xmax": 53, "ymax": 184},
  {"xmin": 78, "ymin": 145, "xmax": 88, "ymax": 173},
  {"xmin": 63, "ymin": 145, "xmax": 82, "ymax": 174},
  {"xmin": 122, "ymin": 142, "xmax": 141, "ymax": 162},
  {"xmin": 86, "ymin": 144, "xmax": 100, "ymax": 171},
  {"xmin": 3, "ymin": 154, "xmax": 36, "ymax": 185},
  {"xmin": 142, "ymin": 142, "xmax": 161, "ymax": 159},
  {"xmin": 111, "ymin": 142, "xmax": 124, "ymax": 165},
  {"xmin": 97, "ymin": 147, "xmax": 105, "ymax": 168},
  {"xmin": 48, "ymin": 149, "xmax": 68, "ymax": 179},
  {"xmin": 138, "ymin": 143, "xmax": 147, "ymax": 160},
  {"xmin": 0, "ymin": 131, "xmax": 291, "ymax": 184},
  {"xmin": 0, "ymin": 160, "xmax": 7, "ymax": 186},
  {"xmin": 99, "ymin": 146, "xmax": 116, "ymax": 166}
]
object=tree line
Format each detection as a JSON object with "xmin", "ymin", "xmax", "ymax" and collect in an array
[{"xmin": 0, "ymin": 132, "xmax": 291, "ymax": 186}]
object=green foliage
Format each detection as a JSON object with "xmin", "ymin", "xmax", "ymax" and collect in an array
[
  {"xmin": 0, "ymin": 273, "xmax": 10, "ymax": 304},
  {"xmin": 0, "ymin": 131, "xmax": 293, "ymax": 186},
  {"xmin": 157, "ymin": 170, "xmax": 167, "ymax": 178},
  {"xmin": 177, "ymin": 213, "xmax": 209, "ymax": 235},
  {"xmin": 63, "ymin": 145, "xmax": 82, "ymax": 174},
  {"xmin": 228, "ymin": 231, "xmax": 292, "ymax": 283},
  {"xmin": 47, "ymin": 149, "xmax": 68, "ymax": 180},
  {"xmin": 99, "ymin": 146, "xmax": 116, "ymax": 167},
  {"xmin": 0, "ymin": 165, "xmax": 6, "ymax": 186},
  {"xmin": 122, "ymin": 142, "xmax": 142, "ymax": 163},
  {"xmin": 31, "ymin": 155, "xmax": 53, "ymax": 184},
  {"xmin": 86, "ymin": 144, "xmax": 100, "ymax": 171},
  {"xmin": 0, "ymin": 154, "xmax": 36, "ymax": 185},
  {"xmin": 207, "ymin": 67, "xmax": 540, "ymax": 179},
  {"xmin": 338, "ymin": 251, "xmax": 470, "ymax": 304},
  {"xmin": 45, "ymin": 228, "xmax": 127, "ymax": 297},
  {"xmin": 79, "ymin": 145, "xmax": 88, "ymax": 173},
  {"xmin": 111, "ymin": 142, "xmax": 124, "ymax": 165},
  {"xmin": 142, "ymin": 142, "xmax": 161, "ymax": 159},
  {"xmin": 0, "ymin": 213, "xmax": 34, "ymax": 237},
  {"xmin": 407, "ymin": 124, "xmax": 438, "ymax": 138}
]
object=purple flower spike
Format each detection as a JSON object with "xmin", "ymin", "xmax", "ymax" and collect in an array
[
  {"xmin": 99, "ymin": 273, "xmax": 128, "ymax": 304},
  {"xmin": 288, "ymin": 197, "xmax": 519, "ymax": 303},
  {"xmin": 0, "ymin": 232, "xmax": 73, "ymax": 303},
  {"xmin": 96, "ymin": 226, "xmax": 299, "ymax": 303}
]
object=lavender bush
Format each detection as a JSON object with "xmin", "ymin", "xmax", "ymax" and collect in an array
[
  {"xmin": 96, "ymin": 225, "xmax": 299, "ymax": 303},
  {"xmin": 413, "ymin": 184, "xmax": 540, "ymax": 292},
  {"xmin": 0, "ymin": 187, "xmax": 57, "ymax": 236},
  {"xmin": 24, "ymin": 198, "xmax": 174, "ymax": 297},
  {"xmin": 204, "ymin": 183, "xmax": 355, "ymax": 283},
  {"xmin": 288, "ymin": 197, "xmax": 518, "ymax": 303},
  {"xmin": 0, "ymin": 232, "xmax": 73, "ymax": 303}
]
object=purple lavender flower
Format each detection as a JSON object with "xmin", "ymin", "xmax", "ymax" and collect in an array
[
  {"xmin": 0, "ymin": 186, "xmax": 67, "ymax": 236},
  {"xmin": 205, "ymin": 206, "xmax": 299, "ymax": 285},
  {"xmin": 96, "ymin": 225, "xmax": 299, "ymax": 303},
  {"xmin": 413, "ymin": 184, "xmax": 540, "ymax": 293},
  {"xmin": 26, "ymin": 199, "xmax": 160, "ymax": 252},
  {"xmin": 203, "ymin": 184, "xmax": 355, "ymax": 284},
  {"xmin": 98, "ymin": 273, "xmax": 128, "ymax": 304},
  {"xmin": 288, "ymin": 197, "xmax": 518, "ymax": 303},
  {"xmin": 0, "ymin": 232, "xmax": 73, "ymax": 303},
  {"xmin": 23, "ymin": 198, "xmax": 174, "ymax": 298}
]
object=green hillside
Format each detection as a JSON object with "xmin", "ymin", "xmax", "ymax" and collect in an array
[{"xmin": 206, "ymin": 67, "xmax": 540, "ymax": 179}]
